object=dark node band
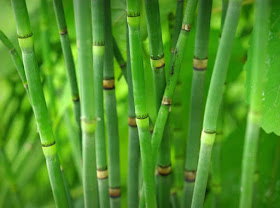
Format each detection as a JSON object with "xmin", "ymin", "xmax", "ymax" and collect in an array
[
  {"xmin": 128, "ymin": 116, "xmax": 137, "ymax": 127},
  {"xmin": 97, "ymin": 168, "xmax": 108, "ymax": 179},
  {"xmin": 181, "ymin": 24, "xmax": 191, "ymax": 32},
  {"xmin": 109, "ymin": 187, "xmax": 121, "ymax": 198},
  {"xmin": 59, "ymin": 28, "xmax": 68, "ymax": 35},
  {"xmin": 42, "ymin": 141, "xmax": 56, "ymax": 147},
  {"xmin": 184, "ymin": 170, "xmax": 196, "ymax": 182},
  {"xmin": 162, "ymin": 97, "xmax": 172, "ymax": 106},
  {"xmin": 72, "ymin": 95, "xmax": 80, "ymax": 102},
  {"xmin": 157, "ymin": 164, "xmax": 172, "ymax": 176},
  {"xmin": 193, "ymin": 58, "xmax": 208, "ymax": 71},
  {"xmin": 203, "ymin": 129, "xmax": 216, "ymax": 134},
  {"xmin": 103, "ymin": 79, "xmax": 115, "ymax": 90},
  {"xmin": 18, "ymin": 33, "xmax": 33, "ymax": 39}
]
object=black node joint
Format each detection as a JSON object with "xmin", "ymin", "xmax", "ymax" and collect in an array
[{"xmin": 42, "ymin": 141, "xmax": 56, "ymax": 147}]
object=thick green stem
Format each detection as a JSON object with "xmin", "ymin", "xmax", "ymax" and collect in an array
[
  {"xmin": 104, "ymin": 0, "xmax": 121, "ymax": 207},
  {"xmin": 73, "ymin": 0, "xmax": 98, "ymax": 207},
  {"xmin": 52, "ymin": 0, "xmax": 81, "ymax": 139},
  {"xmin": 92, "ymin": 0, "xmax": 110, "ymax": 207},
  {"xmin": 183, "ymin": 0, "xmax": 212, "ymax": 207},
  {"xmin": 127, "ymin": 0, "xmax": 157, "ymax": 207},
  {"xmin": 11, "ymin": 0, "xmax": 69, "ymax": 207},
  {"xmin": 143, "ymin": 0, "xmax": 171, "ymax": 206},
  {"xmin": 191, "ymin": 1, "xmax": 242, "ymax": 208},
  {"xmin": 126, "ymin": 28, "xmax": 140, "ymax": 208},
  {"xmin": 239, "ymin": 0, "xmax": 270, "ymax": 207}
]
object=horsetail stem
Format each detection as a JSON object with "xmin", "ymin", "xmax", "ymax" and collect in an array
[
  {"xmin": 104, "ymin": 0, "xmax": 121, "ymax": 206},
  {"xmin": 52, "ymin": 0, "xmax": 81, "ymax": 138},
  {"xmin": 73, "ymin": 0, "xmax": 98, "ymax": 207},
  {"xmin": 239, "ymin": 0, "xmax": 270, "ymax": 207},
  {"xmin": 0, "ymin": 30, "xmax": 27, "ymax": 91},
  {"xmin": 113, "ymin": 37, "xmax": 128, "ymax": 82},
  {"xmin": 91, "ymin": 0, "xmax": 110, "ymax": 207},
  {"xmin": 127, "ymin": 0, "xmax": 157, "ymax": 206},
  {"xmin": 182, "ymin": 0, "xmax": 212, "ymax": 207},
  {"xmin": 151, "ymin": 0, "xmax": 198, "ymax": 173},
  {"xmin": 10, "ymin": 0, "xmax": 70, "ymax": 207},
  {"xmin": 191, "ymin": 1, "xmax": 242, "ymax": 207},
  {"xmin": 143, "ymin": 0, "xmax": 171, "ymax": 206},
  {"xmin": 126, "ymin": 28, "xmax": 140, "ymax": 208}
]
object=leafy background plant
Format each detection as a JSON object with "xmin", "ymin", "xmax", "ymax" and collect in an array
[{"xmin": 0, "ymin": 0, "xmax": 279, "ymax": 207}]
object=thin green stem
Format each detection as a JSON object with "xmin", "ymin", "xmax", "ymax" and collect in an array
[
  {"xmin": 52, "ymin": 0, "xmax": 81, "ymax": 140},
  {"xmin": 182, "ymin": 0, "xmax": 212, "ymax": 207},
  {"xmin": 104, "ymin": 0, "xmax": 121, "ymax": 206},
  {"xmin": 191, "ymin": 1, "xmax": 243, "ymax": 207},
  {"xmin": 239, "ymin": 0, "xmax": 270, "ymax": 207},
  {"xmin": 10, "ymin": 0, "xmax": 70, "ymax": 207},
  {"xmin": 127, "ymin": 0, "xmax": 157, "ymax": 206},
  {"xmin": 113, "ymin": 37, "xmax": 128, "ymax": 82},
  {"xmin": 73, "ymin": 0, "xmax": 98, "ymax": 207}
]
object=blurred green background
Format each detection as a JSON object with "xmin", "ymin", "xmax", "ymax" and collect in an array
[{"xmin": 0, "ymin": 0, "xmax": 280, "ymax": 207}]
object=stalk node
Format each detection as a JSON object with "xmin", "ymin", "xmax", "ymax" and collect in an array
[
  {"xmin": 109, "ymin": 187, "xmax": 121, "ymax": 198},
  {"xmin": 157, "ymin": 164, "xmax": 172, "ymax": 176},
  {"xmin": 59, "ymin": 28, "xmax": 68, "ymax": 35},
  {"xmin": 128, "ymin": 116, "xmax": 137, "ymax": 127},
  {"xmin": 103, "ymin": 78, "xmax": 115, "ymax": 90},
  {"xmin": 193, "ymin": 57, "xmax": 208, "ymax": 71},
  {"xmin": 181, "ymin": 24, "xmax": 191, "ymax": 32},
  {"xmin": 97, "ymin": 168, "xmax": 108, "ymax": 179},
  {"xmin": 184, "ymin": 170, "xmax": 196, "ymax": 182}
]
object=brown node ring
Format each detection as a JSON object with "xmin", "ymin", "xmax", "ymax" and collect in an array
[
  {"xmin": 157, "ymin": 165, "xmax": 172, "ymax": 176},
  {"xmin": 128, "ymin": 116, "xmax": 137, "ymax": 127},
  {"xmin": 193, "ymin": 58, "xmax": 208, "ymax": 71},
  {"xmin": 97, "ymin": 169, "xmax": 108, "ymax": 179},
  {"xmin": 59, "ymin": 28, "xmax": 68, "ymax": 35},
  {"xmin": 184, "ymin": 170, "xmax": 196, "ymax": 182},
  {"xmin": 109, "ymin": 187, "xmax": 121, "ymax": 198},
  {"xmin": 162, "ymin": 97, "xmax": 172, "ymax": 106},
  {"xmin": 103, "ymin": 79, "xmax": 115, "ymax": 90},
  {"xmin": 182, "ymin": 24, "xmax": 191, "ymax": 32}
]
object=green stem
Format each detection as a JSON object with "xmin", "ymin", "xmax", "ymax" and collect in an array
[
  {"xmin": 104, "ymin": 0, "xmax": 121, "ymax": 207},
  {"xmin": 73, "ymin": 0, "xmax": 98, "ymax": 207},
  {"xmin": 52, "ymin": 0, "xmax": 81, "ymax": 140},
  {"xmin": 11, "ymin": 0, "xmax": 70, "ymax": 207},
  {"xmin": 92, "ymin": 0, "xmax": 110, "ymax": 207},
  {"xmin": 127, "ymin": 27, "xmax": 140, "ymax": 208},
  {"xmin": 113, "ymin": 37, "xmax": 128, "ymax": 82},
  {"xmin": 239, "ymin": 0, "xmax": 270, "ymax": 207},
  {"xmin": 182, "ymin": 0, "xmax": 212, "ymax": 207},
  {"xmin": 143, "ymin": 0, "xmax": 171, "ymax": 206},
  {"xmin": 127, "ymin": 0, "xmax": 157, "ymax": 207},
  {"xmin": 191, "ymin": 1, "xmax": 243, "ymax": 207}
]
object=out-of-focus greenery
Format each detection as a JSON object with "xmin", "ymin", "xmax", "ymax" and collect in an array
[{"xmin": 0, "ymin": 0, "xmax": 280, "ymax": 207}]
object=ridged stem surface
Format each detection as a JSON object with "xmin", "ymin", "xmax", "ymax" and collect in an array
[
  {"xmin": 239, "ymin": 0, "xmax": 270, "ymax": 207},
  {"xmin": 11, "ymin": 0, "xmax": 69, "ymax": 207},
  {"xmin": 73, "ymin": 0, "xmax": 98, "ymax": 207},
  {"xmin": 191, "ymin": 1, "xmax": 243, "ymax": 207}
]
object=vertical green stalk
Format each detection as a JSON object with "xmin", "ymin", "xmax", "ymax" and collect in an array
[
  {"xmin": 92, "ymin": 0, "xmax": 110, "ymax": 207},
  {"xmin": 113, "ymin": 37, "xmax": 128, "ymax": 82},
  {"xmin": 126, "ymin": 28, "xmax": 140, "ymax": 208},
  {"xmin": 104, "ymin": 0, "xmax": 121, "ymax": 207},
  {"xmin": 73, "ymin": 0, "xmax": 98, "ymax": 207},
  {"xmin": 40, "ymin": 0, "xmax": 56, "ymax": 116},
  {"xmin": 10, "ymin": 0, "xmax": 69, "ymax": 207},
  {"xmin": 143, "ymin": 0, "xmax": 171, "ymax": 206},
  {"xmin": 191, "ymin": 1, "xmax": 243, "ymax": 208},
  {"xmin": 182, "ymin": 0, "xmax": 212, "ymax": 207},
  {"xmin": 239, "ymin": 0, "xmax": 270, "ymax": 207},
  {"xmin": 0, "ymin": 30, "xmax": 28, "ymax": 92},
  {"xmin": 52, "ymin": 0, "xmax": 81, "ymax": 137},
  {"xmin": 127, "ymin": 0, "xmax": 157, "ymax": 207}
]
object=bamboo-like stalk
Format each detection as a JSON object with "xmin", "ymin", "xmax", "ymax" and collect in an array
[
  {"xmin": 191, "ymin": 1, "xmax": 243, "ymax": 207},
  {"xmin": 126, "ymin": 28, "xmax": 140, "ymax": 208},
  {"xmin": 10, "ymin": 0, "xmax": 69, "ymax": 207},
  {"xmin": 52, "ymin": 0, "xmax": 81, "ymax": 137},
  {"xmin": 113, "ymin": 37, "xmax": 128, "ymax": 82},
  {"xmin": 182, "ymin": 0, "xmax": 212, "ymax": 207},
  {"xmin": 104, "ymin": 0, "xmax": 121, "ymax": 207},
  {"xmin": 92, "ymin": 0, "xmax": 110, "ymax": 207},
  {"xmin": 143, "ymin": 0, "xmax": 171, "ymax": 206},
  {"xmin": 0, "ymin": 30, "xmax": 28, "ymax": 91},
  {"xmin": 239, "ymin": 0, "xmax": 270, "ymax": 207},
  {"xmin": 151, "ymin": 0, "xmax": 198, "ymax": 175},
  {"xmin": 73, "ymin": 0, "xmax": 98, "ymax": 207},
  {"xmin": 127, "ymin": 0, "xmax": 157, "ymax": 207},
  {"xmin": 40, "ymin": 0, "xmax": 56, "ymax": 116}
]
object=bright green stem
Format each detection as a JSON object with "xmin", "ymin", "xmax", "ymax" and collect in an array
[
  {"xmin": 40, "ymin": 0, "xmax": 56, "ymax": 116},
  {"xmin": 127, "ymin": 0, "xmax": 156, "ymax": 207},
  {"xmin": 183, "ymin": 0, "xmax": 212, "ymax": 207},
  {"xmin": 52, "ymin": 0, "xmax": 81, "ymax": 135},
  {"xmin": 92, "ymin": 0, "xmax": 110, "ymax": 207},
  {"xmin": 239, "ymin": 0, "xmax": 270, "ymax": 207},
  {"xmin": 191, "ymin": 1, "xmax": 242, "ymax": 208},
  {"xmin": 104, "ymin": 0, "xmax": 121, "ymax": 206},
  {"xmin": 0, "ymin": 30, "xmax": 27, "ymax": 91},
  {"xmin": 11, "ymin": 0, "xmax": 69, "ymax": 207},
  {"xmin": 151, "ymin": 0, "xmax": 198, "ymax": 175},
  {"xmin": 127, "ymin": 29, "xmax": 140, "ymax": 208},
  {"xmin": 113, "ymin": 37, "xmax": 128, "ymax": 82},
  {"xmin": 143, "ymin": 0, "xmax": 171, "ymax": 206},
  {"xmin": 73, "ymin": 0, "xmax": 98, "ymax": 207}
]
